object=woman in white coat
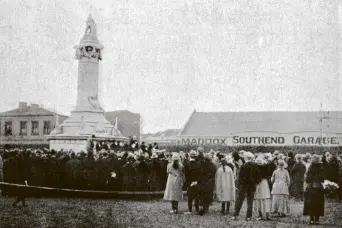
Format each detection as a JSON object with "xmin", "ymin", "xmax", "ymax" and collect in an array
[
  {"xmin": 271, "ymin": 159, "xmax": 290, "ymax": 217},
  {"xmin": 163, "ymin": 153, "xmax": 185, "ymax": 214},
  {"xmin": 215, "ymin": 156, "xmax": 236, "ymax": 214}
]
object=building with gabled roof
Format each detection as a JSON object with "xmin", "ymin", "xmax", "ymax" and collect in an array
[
  {"xmin": 104, "ymin": 110, "xmax": 140, "ymax": 140},
  {"xmin": 0, "ymin": 102, "xmax": 68, "ymax": 146},
  {"xmin": 177, "ymin": 110, "xmax": 342, "ymax": 147}
]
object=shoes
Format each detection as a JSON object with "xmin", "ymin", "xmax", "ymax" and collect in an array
[
  {"xmin": 183, "ymin": 212, "xmax": 191, "ymax": 215},
  {"xmin": 309, "ymin": 220, "xmax": 314, "ymax": 225},
  {"xmin": 246, "ymin": 217, "xmax": 252, "ymax": 221},
  {"xmin": 198, "ymin": 209, "xmax": 205, "ymax": 216},
  {"xmin": 170, "ymin": 210, "xmax": 175, "ymax": 214},
  {"xmin": 231, "ymin": 216, "xmax": 238, "ymax": 221},
  {"xmin": 256, "ymin": 217, "xmax": 262, "ymax": 221},
  {"xmin": 314, "ymin": 221, "xmax": 320, "ymax": 225}
]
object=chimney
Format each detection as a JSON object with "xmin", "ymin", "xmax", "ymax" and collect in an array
[
  {"xmin": 18, "ymin": 102, "xmax": 27, "ymax": 110},
  {"xmin": 31, "ymin": 104, "xmax": 39, "ymax": 112}
]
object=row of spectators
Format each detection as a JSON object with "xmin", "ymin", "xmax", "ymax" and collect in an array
[{"xmin": 0, "ymin": 147, "xmax": 341, "ymax": 197}]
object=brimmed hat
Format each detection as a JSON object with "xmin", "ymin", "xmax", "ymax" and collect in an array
[
  {"xmin": 197, "ymin": 147, "xmax": 204, "ymax": 153},
  {"xmin": 255, "ymin": 156, "xmax": 266, "ymax": 165},
  {"xmin": 278, "ymin": 159, "xmax": 286, "ymax": 167},
  {"xmin": 295, "ymin": 154, "xmax": 303, "ymax": 160},
  {"xmin": 243, "ymin": 151, "xmax": 254, "ymax": 159},
  {"xmin": 189, "ymin": 150, "xmax": 197, "ymax": 157},
  {"xmin": 172, "ymin": 152, "xmax": 180, "ymax": 161},
  {"xmin": 311, "ymin": 154, "xmax": 321, "ymax": 163},
  {"xmin": 204, "ymin": 153, "xmax": 212, "ymax": 159}
]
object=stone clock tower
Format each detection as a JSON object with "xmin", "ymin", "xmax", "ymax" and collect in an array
[{"xmin": 48, "ymin": 14, "xmax": 126, "ymax": 152}]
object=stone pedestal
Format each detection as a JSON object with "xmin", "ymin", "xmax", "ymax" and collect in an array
[{"xmin": 47, "ymin": 14, "xmax": 126, "ymax": 152}]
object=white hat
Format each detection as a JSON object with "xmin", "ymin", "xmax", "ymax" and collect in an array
[
  {"xmin": 172, "ymin": 152, "xmax": 180, "ymax": 161},
  {"xmin": 189, "ymin": 150, "xmax": 197, "ymax": 157},
  {"xmin": 243, "ymin": 151, "xmax": 254, "ymax": 159},
  {"xmin": 255, "ymin": 156, "xmax": 266, "ymax": 165}
]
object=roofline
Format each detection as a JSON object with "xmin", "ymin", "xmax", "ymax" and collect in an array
[
  {"xmin": 105, "ymin": 110, "xmax": 140, "ymax": 116},
  {"xmin": 0, "ymin": 113, "xmax": 69, "ymax": 118},
  {"xmin": 178, "ymin": 130, "xmax": 342, "ymax": 136},
  {"xmin": 192, "ymin": 110, "xmax": 342, "ymax": 113},
  {"xmin": 178, "ymin": 109, "xmax": 196, "ymax": 136}
]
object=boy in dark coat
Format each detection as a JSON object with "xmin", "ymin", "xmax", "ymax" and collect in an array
[{"xmin": 232, "ymin": 151, "xmax": 262, "ymax": 221}]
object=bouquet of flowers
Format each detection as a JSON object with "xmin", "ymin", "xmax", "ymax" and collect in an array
[{"xmin": 322, "ymin": 180, "xmax": 339, "ymax": 199}]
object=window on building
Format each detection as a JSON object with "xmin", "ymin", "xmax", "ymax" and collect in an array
[
  {"xmin": 20, "ymin": 121, "xmax": 27, "ymax": 135},
  {"xmin": 5, "ymin": 121, "xmax": 12, "ymax": 136},
  {"xmin": 44, "ymin": 121, "xmax": 51, "ymax": 134},
  {"xmin": 31, "ymin": 121, "xmax": 39, "ymax": 135}
]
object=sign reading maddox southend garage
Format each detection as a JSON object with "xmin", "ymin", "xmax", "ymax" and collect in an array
[{"xmin": 177, "ymin": 134, "xmax": 342, "ymax": 146}]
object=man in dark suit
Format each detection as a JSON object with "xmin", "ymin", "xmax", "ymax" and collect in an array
[
  {"xmin": 184, "ymin": 150, "xmax": 200, "ymax": 214},
  {"xmin": 12, "ymin": 151, "xmax": 30, "ymax": 207},
  {"xmin": 232, "ymin": 151, "xmax": 262, "ymax": 221}
]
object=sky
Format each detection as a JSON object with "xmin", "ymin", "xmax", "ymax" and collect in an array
[{"xmin": 0, "ymin": 0, "xmax": 341, "ymax": 133}]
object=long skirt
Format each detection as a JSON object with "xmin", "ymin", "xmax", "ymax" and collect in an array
[
  {"xmin": 291, "ymin": 181, "xmax": 304, "ymax": 200},
  {"xmin": 271, "ymin": 194, "xmax": 289, "ymax": 214},
  {"xmin": 303, "ymin": 189, "xmax": 324, "ymax": 216},
  {"xmin": 254, "ymin": 199, "xmax": 271, "ymax": 214}
]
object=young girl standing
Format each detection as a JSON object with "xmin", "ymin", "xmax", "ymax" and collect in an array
[
  {"xmin": 271, "ymin": 159, "xmax": 290, "ymax": 217},
  {"xmin": 163, "ymin": 153, "xmax": 185, "ymax": 214},
  {"xmin": 215, "ymin": 156, "xmax": 236, "ymax": 214}
]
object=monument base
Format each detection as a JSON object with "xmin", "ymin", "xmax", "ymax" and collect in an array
[
  {"xmin": 47, "ymin": 110, "xmax": 126, "ymax": 152},
  {"xmin": 49, "ymin": 136, "xmax": 88, "ymax": 152}
]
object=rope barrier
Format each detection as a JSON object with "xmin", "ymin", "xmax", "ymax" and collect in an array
[{"xmin": 0, "ymin": 182, "xmax": 166, "ymax": 195}]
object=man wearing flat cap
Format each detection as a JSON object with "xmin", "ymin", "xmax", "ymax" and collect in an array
[{"xmin": 232, "ymin": 151, "xmax": 262, "ymax": 221}]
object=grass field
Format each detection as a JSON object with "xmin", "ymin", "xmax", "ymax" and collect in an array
[{"xmin": 0, "ymin": 197, "xmax": 341, "ymax": 228}]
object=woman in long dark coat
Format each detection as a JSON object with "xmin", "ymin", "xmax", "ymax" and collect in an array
[
  {"xmin": 290, "ymin": 154, "xmax": 306, "ymax": 201},
  {"xmin": 303, "ymin": 155, "xmax": 325, "ymax": 225},
  {"xmin": 197, "ymin": 153, "xmax": 217, "ymax": 216}
]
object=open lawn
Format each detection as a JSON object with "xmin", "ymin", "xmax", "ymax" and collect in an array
[{"xmin": 0, "ymin": 197, "xmax": 341, "ymax": 228}]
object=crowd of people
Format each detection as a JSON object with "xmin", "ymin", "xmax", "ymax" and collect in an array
[
  {"xmin": 163, "ymin": 148, "xmax": 342, "ymax": 225},
  {"xmin": 0, "ymin": 143, "xmax": 341, "ymax": 224}
]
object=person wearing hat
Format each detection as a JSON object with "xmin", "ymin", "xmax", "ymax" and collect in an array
[
  {"xmin": 271, "ymin": 159, "xmax": 290, "ymax": 217},
  {"xmin": 290, "ymin": 154, "xmax": 306, "ymax": 201},
  {"xmin": 215, "ymin": 155, "xmax": 236, "ymax": 215},
  {"xmin": 148, "ymin": 153, "xmax": 163, "ymax": 191},
  {"xmin": 133, "ymin": 155, "xmax": 149, "ymax": 191},
  {"xmin": 184, "ymin": 150, "xmax": 200, "ymax": 215},
  {"xmin": 303, "ymin": 154, "xmax": 325, "ymax": 225},
  {"xmin": 197, "ymin": 153, "xmax": 217, "ymax": 216},
  {"xmin": 232, "ymin": 151, "xmax": 262, "ymax": 221},
  {"xmin": 303, "ymin": 153, "xmax": 312, "ymax": 171},
  {"xmin": 163, "ymin": 153, "xmax": 185, "ymax": 214},
  {"xmin": 254, "ymin": 155, "xmax": 272, "ymax": 221},
  {"xmin": 121, "ymin": 154, "xmax": 136, "ymax": 191}
]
